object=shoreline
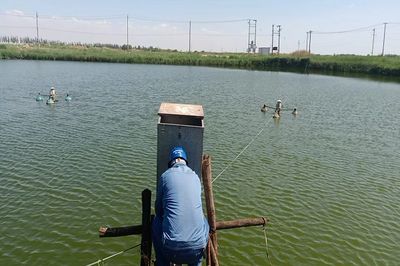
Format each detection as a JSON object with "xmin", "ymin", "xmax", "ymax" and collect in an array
[{"xmin": 1, "ymin": 44, "xmax": 400, "ymax": 81}]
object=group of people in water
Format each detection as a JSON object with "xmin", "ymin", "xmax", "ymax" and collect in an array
[
  {"xmin": 261, "ymin": 100, "xmax": 297, "ymax": 117},
  {"xmin": 36, "ymin": 87, "xmax": 72, "ymax": 104}
]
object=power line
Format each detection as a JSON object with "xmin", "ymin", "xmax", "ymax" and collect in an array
[
  {"xmin": 0, "ymin": 24, "xmax": 242, "ymax": 37},
  {"xmin": 312, "ymin": 23, "xmax": 382, "ymax": 34},
  {"xmin": 40, "ymin": 27, "xmax": 126, "ymax": 36},
  {"xmin": 191, "ymin": 18, "xmax": 248, "ymax": 24},
  {"xmin": 41, "ymin": 15, "xmax": 125, "ymax": 20},
  {"xmin": 0, "ymin": 25, "xmax": 35, "ymax": 29},
  {"xmin": 39, "ymin": 27, "xmax": 185, "ymax": 36},
  {"xmin": 0, "ymin": 12, "xmax": 125, "ymax": 20},
  {"xmin": 0, "ymin": 13, "xmax": 35, "ymax": 18},
  {"xmin": 194, "ymin": 33, "xmax": 246, "ymax": 37},
  {"xmin": 128, "ymin": 16, "xmax": 248, "ymax": 24},
  {"xmin": 2, "ymin": 12, "xmax": 399, "ymax": 54},
  {"xmin": 0, "ymin": 12, "xmax": 249, "ymax": 24}
]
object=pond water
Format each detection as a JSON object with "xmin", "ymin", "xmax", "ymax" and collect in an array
[{"xmin": 0, "ymin": 60, "xmax": 399, "ymax": 265}]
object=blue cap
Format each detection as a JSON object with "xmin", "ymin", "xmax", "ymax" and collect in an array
[{"xmin": 169, "ymin": 146, "xmax": 188, "ymax": 166}]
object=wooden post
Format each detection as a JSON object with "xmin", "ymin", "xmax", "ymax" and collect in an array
[
  {"xmin": 99, "ymin": 225, "xmax": 142, "ymax": 237},
  {"xmin": 206, "ymin": 239, "xmax": 212, "ymax": 265},
  {"xmin": 202, "ymin": 154, "xmax": 218, "ymax": 264},
  {"xmin": 216, "ymin": 217, "xmax": 268, "ymax": 230},
  {"xmin": 98, "ymin": 216, "xmax": 268, "ymax": 238},
  {"xmin": 209, "ymin": 239, "xmax": 220, "ymax": 266},
  {"xmin": 202, "ymin": 155, "xmax": 218, "ymax": 250},
  {"xmin": 140, "ymin": 189, "xmax": 152, "ymax": 266}
]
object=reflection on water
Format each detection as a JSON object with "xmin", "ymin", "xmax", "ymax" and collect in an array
[{"xmin": 273, "ymin": 117, "xmax": 280, "ymax": 126}]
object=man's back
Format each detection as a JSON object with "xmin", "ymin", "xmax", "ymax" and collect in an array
[{"xmin": 156, "ymin": 162, "xmax": 208, "ymax": 250}]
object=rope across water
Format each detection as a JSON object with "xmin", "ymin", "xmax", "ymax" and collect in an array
[
  {"xmin": 85, "ymin": 243, "xmax": 141, "ymax": 266},
  {"xmin": 212, "ymin": 116, "xmax": 274, "ymax": 184},
  {"xmin": 210, "ymin": 114, "xmax": 278, "ymax": 265}
]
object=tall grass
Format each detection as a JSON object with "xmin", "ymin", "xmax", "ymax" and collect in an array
[{"xmin": 1, "ymin": 44, "xmax": 399, "ymax": 77}]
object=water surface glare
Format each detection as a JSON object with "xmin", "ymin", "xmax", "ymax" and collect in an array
[{"xmin": 0, "ymin": 60, "xmax": 399, "ymax": 265}]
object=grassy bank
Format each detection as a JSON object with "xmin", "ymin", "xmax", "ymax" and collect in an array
[{"xmin": 1, "ymin": 44, "xmax": 400, "ymax": 77}]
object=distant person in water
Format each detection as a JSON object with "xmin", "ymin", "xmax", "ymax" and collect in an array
[
  {"xmin": 261, "ymin": 104, "xmax": 267, "ymax": 112},
  {"xmin": 292, "ymin": 108, "xmax": 297, "ymax": 115},
  {"xmin": 275, "ymin": 100, "xmax": 282, "ymax": 116}
]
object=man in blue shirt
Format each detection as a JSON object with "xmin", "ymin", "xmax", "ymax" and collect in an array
[{"xmin": 152, "ymin": 146, "xmax": 209, "ymax": 266}]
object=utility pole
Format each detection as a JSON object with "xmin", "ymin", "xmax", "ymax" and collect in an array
[
  {"xmin": 126, "ymin": 14, "xmax": 129, "ymax": 49},
  {"xmin": 371, "ymin": 28, "xmax": 375, "ymax": 55},
  {"xmin": 271, "ymin": 24, "xmax": 274, "ymax": 54},
  {"xmin": 36, "ymin": 11, "xmax": 39, "ymax": 44},
  {"xmin": 306, "ymin": 32, "xmax": 309, "ymax": 51},
  {"xmin": 247, "ymin": 19, "xmax": 257, "ymax": 53},
  {"xmin": 381, "ymin": 22, "xmax": 387, "ymax": 56},
  {"xmin": 298, "ymin": 40, "xmax": 300, "ymax": 51},
  {"xmin": 254, "ymin": 19, "xmax": 257, "ymax": 51},
  {"xmin": 308, "ymin": 30, "xmax": 312, "ymax": 53},
  {"xmin": 188, "ymin": 20, "xmax": 192, "ymax": 53},
  {"xmin": 277, "ymin": 25, "xmax": 281, "ymax": 54},
  {"xmin": 248, "ymin": 20, "xmax": 251, "ymax": 52}
]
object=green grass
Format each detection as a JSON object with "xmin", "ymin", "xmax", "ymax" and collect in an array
[
  {"xmin": 308, "ymin": 55, "xmax": 400, "ymax": 76},
  {"xmin": 1, "ymin": 44, "xmax": 400, "ymax": 77}
]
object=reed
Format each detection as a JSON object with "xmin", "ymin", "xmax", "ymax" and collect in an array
[{"xmin": 1, "ymin": 44, "xmax": 399, "ymax": 77}]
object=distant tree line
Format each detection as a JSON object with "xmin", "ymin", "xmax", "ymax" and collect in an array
[{"xmin": 0, "ymin": 35, "xmax": 178, "ymax": 52}]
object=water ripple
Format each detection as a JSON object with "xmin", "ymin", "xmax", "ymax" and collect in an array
[{"xmin": 1, "ymin": 61, "xmax": 399, "ymax": 265}]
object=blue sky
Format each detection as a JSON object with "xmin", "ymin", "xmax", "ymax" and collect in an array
[{"xmin": 1, "ymin": 0, "xmax": 399, "ymax": 54}]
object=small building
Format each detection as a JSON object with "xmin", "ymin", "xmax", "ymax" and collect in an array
[{"xmin": 258, "ymin": 47, "xmax": 270, "ymax": 55}]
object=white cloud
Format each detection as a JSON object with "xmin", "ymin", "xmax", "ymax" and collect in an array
[
  {"xmin": 95, "ymin": 20, "xmax": 111, "ymax": 25},
  {"xmin": 6, "ymin": 9, "xmax": 26, "ymax": 16},
  {"xmin": 71, "ymin": 17, "xmax": 91, "ymax": 25},
  {"xmin": 200, "ymin": 27, "xmax": 220, "ymax": 35}
]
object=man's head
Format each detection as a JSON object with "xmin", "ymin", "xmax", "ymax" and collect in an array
[{"xmin": 169, "ymin": 146, "xmax": 188, "ymax": 167}]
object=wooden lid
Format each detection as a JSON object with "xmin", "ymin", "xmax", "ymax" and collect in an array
[{"xmin": 158, "ymin": 102, "xmax": 204, "ymax": 118}]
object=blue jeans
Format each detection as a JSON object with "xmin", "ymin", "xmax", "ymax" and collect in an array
[{"xmin": 152, "ymin": 216, "xmax": 205, "ymax": 266}]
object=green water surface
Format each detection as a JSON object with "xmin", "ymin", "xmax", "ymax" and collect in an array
[{"xmin": 0, "ymin": 60, "xmax": 399, "ymax": 265}]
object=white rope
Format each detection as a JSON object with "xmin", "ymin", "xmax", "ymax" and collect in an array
[
  {"xmin": 85, "ymin": 244, "xmax": 141, "ymax": 266},
  {"xmin": 212, "ymin": 116, "xmax": 273, "ymax": 184},
  {"xmin": 263, "ymin": 225, "xmax": 273, "ymax": 266}
]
